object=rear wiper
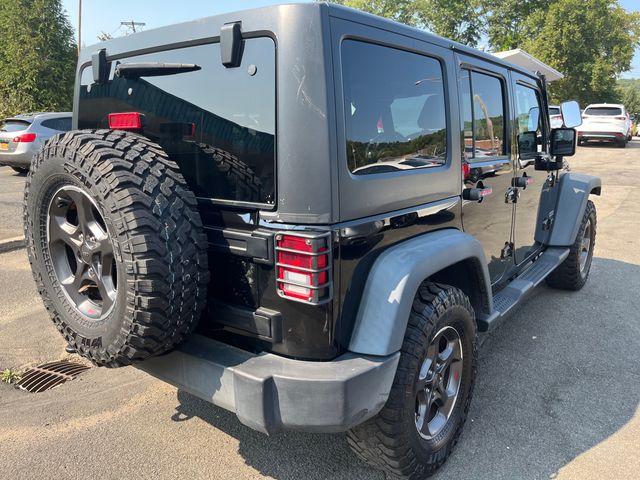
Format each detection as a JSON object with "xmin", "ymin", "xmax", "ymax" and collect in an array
[{"xmin": 115, "ymin": 62, "xmax": 201, "ymax": 78}]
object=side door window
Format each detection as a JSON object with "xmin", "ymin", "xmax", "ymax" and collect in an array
[
  {"xmin": 514, "ymin": 83, "xmax": 544, "ymax": 161},
  {"xmin": 459, "ymin": 67, "xmax": 514, "ymax": 284},
  {"xmin": 470, "ymin": 72, "xmax": 506, "ymax": 159}
]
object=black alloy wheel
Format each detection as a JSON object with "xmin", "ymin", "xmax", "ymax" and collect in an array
[
  {"xmin": 47, "ymin": 185, "xmax": 116, "ymax": 319},
  {"xmin": 415, "ymin": 326, "xmax": 464, "ymax": 440}
]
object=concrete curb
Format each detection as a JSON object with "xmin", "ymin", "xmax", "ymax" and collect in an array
[{"xmin": 0, "ymin": 236, "xmax": 26, "ymax": 254}]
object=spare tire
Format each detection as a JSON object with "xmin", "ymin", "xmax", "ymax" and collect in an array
[{"xmin": 23, "ymin": 130, "xmax": 209, "ymax": 366}]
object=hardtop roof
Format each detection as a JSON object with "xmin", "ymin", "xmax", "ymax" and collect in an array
[{"xmin": 80, "ymin": 2, "xmax": 541, "ymax": 83}]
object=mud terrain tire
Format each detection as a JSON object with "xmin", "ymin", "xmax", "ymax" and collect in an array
[{"xmin": 24, "ymin": 130, "xmax": 209, "ymax": 366}]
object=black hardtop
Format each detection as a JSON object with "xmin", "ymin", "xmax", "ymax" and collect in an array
[
  {"xmin": 74, "ymin": 2, "xmax": 542, "ymax": 225},
  {"xmin": 78, "ymin": 2, "xmax": 538, "ymax": 84}
]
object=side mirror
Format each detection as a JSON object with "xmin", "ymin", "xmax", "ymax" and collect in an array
[
  {"xmin": 560, "ymin": 100, "xmax": 582, "ymax": 128},
  {"xmin": 517, "ymin": 131, "xmax": 538, "ymax": 159},
  {"xmin": 550, "ymin": 128, "xmax": 576, "ymax": 156}
]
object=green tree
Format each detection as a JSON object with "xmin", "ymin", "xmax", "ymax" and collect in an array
[
  {"xmin": 484, "ymin": 0, "xmax": 554, "ymax": 51},
  {"xmin": 618, "ymin": 79, "xmax": 640, "ymax": 114},
  {"xmin": 522, "ymin": 0, "xmax": 640, "ymax": 105},
  {"xmin": 327, "ymin": 0, "xmax": 484, "ymax": 46},
  {"xmin": 0, "ymin": 0, "xmax": 77, "ymax": 119}
]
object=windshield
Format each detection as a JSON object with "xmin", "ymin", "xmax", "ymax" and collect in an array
[
  {"xmin": 585, "ymin": 107, "xmax": 622, "ymax": 116},
  {"xmin": 549, "ymin": 107, "xmax": 561, "ymax": 115}
]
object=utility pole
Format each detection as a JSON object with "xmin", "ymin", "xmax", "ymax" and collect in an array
[
  {"xmin": 77, "ymin": 0, "xmax": 82, "ymax": 54},
  {"xmin": 120, "ymin": 20, "xmax": 146, "ymax": 34}
]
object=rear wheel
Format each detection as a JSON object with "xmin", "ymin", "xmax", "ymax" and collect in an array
[
  {"xmin": 24, "ymin": 130, "xmax": 209, "ymax": 366},
  {"xmin": 347, "ymin": 283, "xmax": 477, "ymax": 479}
]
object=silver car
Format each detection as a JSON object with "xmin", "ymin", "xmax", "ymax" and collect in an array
[{"xmin": 0, "ymin": 112, "xmax": 72, "ymax": 173}]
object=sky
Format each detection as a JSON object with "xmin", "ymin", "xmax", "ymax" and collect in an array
[{"xmin": 62, "ymin": 0, "xmax": 640, "ymax": 78}]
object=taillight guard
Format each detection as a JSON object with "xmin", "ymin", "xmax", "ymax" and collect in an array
[{"xmin": 275, "ymin": 231, "xmax": 332, "ymax": 305}]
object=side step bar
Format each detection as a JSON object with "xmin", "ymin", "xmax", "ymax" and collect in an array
[{"xmin": 477, "ymin": 247, "xmax": 570, "ymax": 332}]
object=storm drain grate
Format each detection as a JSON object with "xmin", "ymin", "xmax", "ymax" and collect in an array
[{"xmin": 17, "ymin": 361, "xmax": 90, "ymax": 393}]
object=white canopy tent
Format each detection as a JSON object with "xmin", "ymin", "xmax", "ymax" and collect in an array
[{"xmin": 492, "ymin": 48, "xmax": 564, "ymax": 82}]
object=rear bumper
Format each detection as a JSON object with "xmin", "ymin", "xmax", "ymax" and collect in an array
[
  {"xmin": 137, "ymin": 334, "xmax": 400, "ymax": 434},
  {"xmin": 578, "ymin": 131, "xmax": 625, "ymax": 141},
  {"xmin": 0, "ymin": 146, "xmax": 34, "ymax": 167}
]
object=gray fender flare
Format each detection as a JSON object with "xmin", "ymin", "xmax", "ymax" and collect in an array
[
  {"xmin": 348, "ymin": 229, "xmax": 491, "ymax": 356},
  {"xmin": 548, "ymin": 173, "xmax": 601, "ymax": 247}
]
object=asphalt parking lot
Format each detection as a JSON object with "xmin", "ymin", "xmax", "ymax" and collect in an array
[{"xmin": 1, "ymin": 143, "xmax": 639, "ymax": 480}]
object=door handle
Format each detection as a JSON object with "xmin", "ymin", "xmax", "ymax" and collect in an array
[
  {"xmin": 463, "ymin": 182, "xmax": 492, "ymax": 203},
  {"xmin": 512, "ymin": 174, "xmax": 534, "ymax": 189},
  {"xmin": 505, "ymin": 187, "xmax": 519, "ymax": 204}
]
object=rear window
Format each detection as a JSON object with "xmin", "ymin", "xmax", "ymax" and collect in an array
[
  {"xmin": 585, "ymin": 107, "xmax": 622, "ymax": 116},
  {"xmin": 342, "ymin": 40, "xmax": 447, "ymax": 175},
  {"xmin": 0, "ymin": 120, "xmax": 30, "ymax": 133},
  {"xmin": 549, "ymin": 107, "xmax": 561, "ymax": 115},
  {"xmin": 78, "ymin": 38, "xmax": 276, "ymax": 206}
]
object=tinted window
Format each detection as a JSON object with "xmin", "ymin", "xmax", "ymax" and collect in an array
[
  {"xmin": 41, "ymin": 117, "xmax": 72, "ymax": 131},
  {"xmin": 549, "ymin": 107, "xmax": 561, "ymax": 115},
  {"xmin": 78, "ymin": 38, "xmax": 275, "ymax": 205},
  {"xmin": 585, "ymin": 107, "xmax": 622, "ymax": 116},
  {"xmin": 515, "ymin": 85, "xmax": 542, "ymax": 135},
  {"xmin": 342, "ymin": 40, "xmax": 447, "ymax": 175},
  {"xmin": 471, "ymin": 72, "xmax": 505, "ymax": 157},
  {"xmin": 0, "ymin": 120, "xmax": 30, "ymax": 132},
  {"xmin": 459, "ymin": 71, "xmax": 474, "ymax": 159},
  {"xmin": 459, "ymin": 70, "xmax": 506, "ymax": 159}
]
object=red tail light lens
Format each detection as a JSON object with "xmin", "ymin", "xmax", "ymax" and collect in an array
[
  {"xmin": 276, "ymin": 232, "xmax": 331, "ymax": 304},
  {"xmin": 12, "ymin": 133, "xmax": 36, "ymax": 143},
  {"xmin": 462, "ymin": 162, "xmax": 470, "ymax": 179},
  {"xmin": 108, "ymin": 112, "xmax": 144, "ymax": 130}
]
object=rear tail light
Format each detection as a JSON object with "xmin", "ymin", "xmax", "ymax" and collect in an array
[
  {"xmin": 615, "ymin": 116, "xmax": 627, "ymax": 120},
  {"xmin": 12, "ymin": 133, "xmax": 36, "ymax": 143},
  {"xmin": 462, "ymin": 162, "xmax": 470, "ymax": 179},
  {"xmin": 108, "ymin": 112, "xmax": 144, "ymax": 130},
  {"xmin": 276, "ymin": 232, "xmax": 332, "ymax": 304}
]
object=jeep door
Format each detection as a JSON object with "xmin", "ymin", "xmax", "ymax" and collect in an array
[
  {"xmin": 510, "ymin": 72, "xmax": 551, "ymax": 264},
  {"xmin": 456, "ymin": 56, "xmax": 515, "ymax": 284}
]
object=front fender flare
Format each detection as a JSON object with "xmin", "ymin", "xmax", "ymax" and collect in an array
[
  {"xmin": 548, "ymin": 173, "xmax": 601, "ymax": 247},
  {"xmin": 348, "ymin": 229, "xmax": 491, "ymax": 356}
]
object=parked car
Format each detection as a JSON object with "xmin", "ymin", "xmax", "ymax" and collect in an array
[
  {"xmin": 0, "ymin": 112, "xmax": 72, "ymax": 173},
  {"xmin": 549, "ymin": 105, "xmax": 563, "ymax": 128},
  {"xmin": 577, "ymin": 103, "xmax": 632, "ymax": 147},
  {"xmin": 22, "ymin": 4, "xmax": 600, "ymax": 479}
]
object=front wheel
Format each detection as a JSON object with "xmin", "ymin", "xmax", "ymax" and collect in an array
[
  {"xmin": 546, "ymin": 200, "xmax": 596, "ymax": 290},
  {"xmin": 347, "ymin": 283, "xmax": 477, "ymax": 479}
]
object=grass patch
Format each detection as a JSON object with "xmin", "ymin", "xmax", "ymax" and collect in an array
[{"xmin": 1, "ymin": 368, "xmax": 22, "ymax": 384}]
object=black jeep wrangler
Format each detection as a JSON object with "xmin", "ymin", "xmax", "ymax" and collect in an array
[{"xmin": 23, "ymin": 3, "xmax": 601, "ymax": 478}]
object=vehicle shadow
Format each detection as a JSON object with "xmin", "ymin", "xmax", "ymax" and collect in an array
[{"xmin": 172, "ymin": 257, "xmax": 639, "ymax": 480}]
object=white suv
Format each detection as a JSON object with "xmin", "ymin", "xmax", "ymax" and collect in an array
[{"xmin": 577, "ymin": 103, "xmax": 632, "ymax": 148}]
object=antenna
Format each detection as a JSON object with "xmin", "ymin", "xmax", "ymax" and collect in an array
[{"xmin": 120, "ymin": 20, "xmax": 146, "ymax": 34}]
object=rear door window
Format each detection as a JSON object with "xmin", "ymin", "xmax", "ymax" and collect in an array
[
  {"xmin": 41, "ymin": 118, "xmax": 72, "ymax": 131},
  {"xmin": 78, "ymin": 38, "xmax": 276, "ymax": 206},
  {"xmin": 459, "ymin": 70, "xmax": 507, "ymax": 159},
  {"xmin": 342, "ymin": 40, "xmax": 447, "ymax": 175}
]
